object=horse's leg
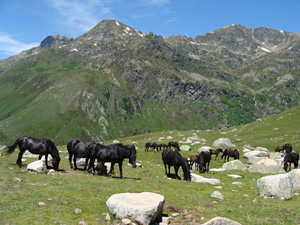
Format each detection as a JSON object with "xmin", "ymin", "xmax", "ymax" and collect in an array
[
  {"xmin": 73, "ymin": 155, "xmax": 78, "ymax": 170},
  {"xmin": 69, "ymin": 153, "xmax": 73, "ymax": 169},
  {"xmin": 207, "ymin": 161, "xmax": 210, "ymax": 172},
  {"xmin": 164, "ymin": 163, "xmax": 168, "ymax": 176},
  {"xmin": 215, "ymin": 153, "xmax": 218, "ymax": 160},
  {"xmin": 87, "ymin": 157, "xmax": 95, "ymax": 173},
  {"xmin": 17, "ymin": 149, "xmax": 25, "ymax": 167},
  {"xmin": 44, "ymin": 153, "xmax": 49, "ymax": 169},
  {"xmin": 174, "ymin": 166, "xmax": 180, "ymax": 179},
  {"xmin": 84, "ymin": 157, "xmax": 89, "ymax": 171},
  {"xmin": 118, "ymin": 162, "xmax": 123, "ymax": 179},
  {"xmin": 109, "ymin": 162, "xmax": 115, "ymax": 177}
]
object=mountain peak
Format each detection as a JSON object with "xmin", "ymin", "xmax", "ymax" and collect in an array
[{"xmin": 40, "ymin": 35, "xmax": 73, "ymax": 48}]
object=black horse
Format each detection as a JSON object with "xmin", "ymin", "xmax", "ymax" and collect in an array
[
  {"xmin": 167, "ymin": 141, "xmax": 180, "ymax": 151},
  {"xmin": 79, "ymin": 143, "xmax": 137, "ymax": 178},
  {"xmin": 6, "ymin": 136, "xmax": 61, "ymax": 170},
  {"xmin": 221, "ymin": 148, "xmax": 239, "ymax": 162},
  {"xmin": 162, "ymin": 149, "xmax": 191, "ymax": 181},
  {"xmin": 198, "ymin": 151, "xmax": 211, "ymax": 173},
  {"xmin": 67, "ymin": 140, "xmax": 94, "ymax": 170},
  {"xmin": 283, "ymin": 144, "xmax": 299, "ymax": 171},
  {"xmin": 145, "ymin": 142, "xmax": 158, "ymax": 151}
]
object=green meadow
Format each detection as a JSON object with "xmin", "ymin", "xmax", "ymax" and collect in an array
[{"xmin": 1, "ymin": 106, "xmax": 300, "ymax": 224}]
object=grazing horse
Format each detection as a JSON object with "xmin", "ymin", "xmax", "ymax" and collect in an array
[
  {"xmin": 67, "ymin": 140, "xmax": 94, "ymax": 170},
  {"xmin": 79, "ymin": 143, "xmax": 137, "ymax": 178},
  {"xmin": 275, "ymin": 146, "xmax": 284, "ymax": 152},
  {"xmin": 198, "ymin": 151, "xmax": 211, "ymax": 173},
  {"xmin": 221, "ymin": 148, "xmax": 240, "ymax": 162},
  {"xmin": 283, "ymin": 149, "xmax": 299, "ymax": 171},
  {"xmin": 157, "ymin": 143, "xmax": 167, "ymax": 151},
  {"xmin": 209, "ymin": 148, "xmax": 223, "ymax": 160},
  {"xmin": 189, "ymin": 155, "xmax": 199, "ymax": 170},
  {"xmin": 162, "ymin": 149, "xmax": 191, "ymax": 180},
  {"xmin": 6, "ymin": 136, "xmax": 61, "ymax": 170},
  {"xmin": 145, "ymin": 142, "xmax": 158, "ymax": 151},
  {"xmin": 167, "ymin": 141, "xmax": 180, "ymax": 151}
]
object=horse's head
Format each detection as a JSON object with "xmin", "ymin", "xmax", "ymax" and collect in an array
[
  {"xmin": 184, "ymin": 171, "xmax": 191, "ymax": 181},
  {"xmin": 129, "ymin": 148, "xmax": 137, "ymax": 168},
  {"xmin": 52, "ymin": 156, "xmax": 61, "ymax": 170},
  {"xmin": 284, "ymin": 143, "xmax": 293, "ymax": 153}
]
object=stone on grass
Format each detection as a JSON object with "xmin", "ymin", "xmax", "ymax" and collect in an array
[
  {"xmin": 202, "ymin": 217, "xmax": 241, "ymax": 225},
  {"xmin": 248, "ymin": 158, "xmax": 285, "ymax": 174},
  {"xmin": 210, "ymin": 168, "xmax": 226, "ymax": 172},
  {"xmin": 213, "ymin": 138, "xmax": 234, "ymax": 148},
  {"xmin": 227, "ymin": 174, "xmax": 242, "ymax": 179},
  {"xmin": 106, "ymin": 192, "xmax": 165, "ymax": 225},
  {"xmin": 27, "ymin": 160, "xmax": 47, "ymax": 173},
  {"xmin": 289, "ymin": 169, "xmax": 300, "ymax": 191},
  {"xmin": 191, "ymin": 173, "xmax": 221, "ymax": 185},
  {"xmin": 255, "ymin": 147, "xmax": 269, "ymax": 152},
  {"xmin": 210, "ymin": 191, "xmax": 224, "ymax": 200},
  {"xmin": 257, "ymin": 173, "xmax": 293, "ymax": 200},
  {"xmin": 180, "ymin": 145, "xmax": 191, "ymax": 151},
  {"xmin": 247, "ymin": 157, "xmax": 268, "ymax": 165},
  {"xmin": 269, "ymin": 152, "xmax": 284, "ymax": 160},
  {"xmin": 198, "ymin": 146, "xmax": 211, "ymax": 153},
  {"xmin": 187, "ymin": 135, "xmax": 201, "ymax": 142},
  {"xmin": 222, "ymin": 160, "xmax": 247, "ymax": 171},
  {"xmin": 243, "ymin": 151, "xmax": 267, "ymax": 158}
]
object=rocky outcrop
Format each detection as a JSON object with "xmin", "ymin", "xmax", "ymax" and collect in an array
[
  {"xmin": 106, "ymin": 192, "xmax": 165, "ymax": 225},
  {"xmin": 40, "ymin": 35, "xmax": 73, "ymax": 48}
]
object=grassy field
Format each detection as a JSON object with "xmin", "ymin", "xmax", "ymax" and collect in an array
[{"xmin": 1, "ymin": 106, "xmax": 300, "ymax": 224}]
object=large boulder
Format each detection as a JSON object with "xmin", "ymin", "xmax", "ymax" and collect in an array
[
  {"xmin": 187, "ymin": 135, "xmax": 201, "ymax": 142},
  {"xmin": 198, "ymin": 146, "xmax": 211, "ymax": 153},
  {"xmin": 269, "ymin": 152, "xmax": 284, "ymax": 160},
  {"xmin": 248, "ymin": 159, "xmax": 285, "ymax": 174},
  {"xmin": 257, "ymin": 174, "xmax": 293, "ymax": 200},
  {"xmin": 213, "ymin": 138, "xmax": 234, "ymax": 148},
  {"xmin": 191, "ymin": 173, "xmax": 221, "ymax": 185},
  {"xmin": 222, "ymin": 160, "xmax": 247, "ymax": 171},
  {"xmin": 202, "ymin": 217, "xmax": 241, "ymax": 225},
  {"xmin": 243, "ymin": 150, "xmax": 268, "ymax": 158},
  {"xmin": 180, "ymin": 145, "xmax": 191, "ymax": 151},
  {"xmin": 27, "ymin": 160, "xmax": 47, "ymax": 173},
  {"xmin": 247, "ymin": 157, "xmax": 268, "ymax": 165},
  {"xmin": 289, "ymin": 169, "xmax": 300, "ymax": 191},
  {"xmin": 106, "ymin": 192, "xmax": 165, "ymax": 225}
]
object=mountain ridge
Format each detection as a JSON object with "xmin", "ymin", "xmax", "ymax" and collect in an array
[{"xmin": 0, "ymin": 20, "xmax": 299, "ymax": 144}]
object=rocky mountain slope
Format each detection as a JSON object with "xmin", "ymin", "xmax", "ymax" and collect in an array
[{"xmin": 0, "ymin": 20, "xmax": 300, "ymax": 144}]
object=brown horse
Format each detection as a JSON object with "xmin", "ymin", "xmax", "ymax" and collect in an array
[
  {"xmin": 189, "ymin": 155, "xmax": 199, "ymax": 170},
  {"xmin": 221, "ymin": 148, "xmax": 239, "ymax": 162},
  {"xmin": 275, "ymin": 146, "xmax": 284, "ymax": 152},
  {"xmin": 209, "ymin": 148, "xmax": 223, "ymax": 160}
]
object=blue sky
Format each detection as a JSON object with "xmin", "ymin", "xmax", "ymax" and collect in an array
[{"xmin": 0, "ymin": 0, "xmax": 299, "ymax": 59}]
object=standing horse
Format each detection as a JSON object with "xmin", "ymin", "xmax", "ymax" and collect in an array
[
  {"xmin": 275, "ymin": 146, "xmax": 284, "ymax": 152},
  {"xmin": 79, "ymin": 143, "xmax": 137, "ymax": 178},
  {"xmin": 189, "ymin": 155, "xmax": 199, "ymax": 170},
  {"xmin": 221, "ymin": 148, "xmax": 239, "ymax": 162},
  {"xmin": 167, "ymin": 141, "xmax": 180, "ymax": 151},
  {"xmin": 157, "ymin": 143, "xmax": 167, "ymax": 151},
  {"xmin": 209, "ymin": 148, "xmax": 223, "ymax": 160},
  {"xmin": 145, "ymin": 142, "xmax": 158, "ymax": 151},
  {"xmin": 198, "ymin": 151, "xmax": 211, "ymax": 173},
  {"xmin": 67, "ymin": 140, "xmax": 94, "ymax": 170},
  {"xmin": 162, "ymin": 149, "xmax": 191, "ymax": 180},
  {"xmin": 283, "ymin": 144, "xmax": 299, "ymax": 171},
  {"xmin": 6, "ymin": 136, "xmax": 61, "ymax": 170}
]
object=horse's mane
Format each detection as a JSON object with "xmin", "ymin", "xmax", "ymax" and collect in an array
[{"xmin": 44, "ymin": 139, "xmax": 59, "ymax": 157}]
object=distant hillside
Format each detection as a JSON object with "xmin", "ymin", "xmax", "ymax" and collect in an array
[{"xmin": 0, "ymin": 20, "xmax": 300, "ymax": 144}]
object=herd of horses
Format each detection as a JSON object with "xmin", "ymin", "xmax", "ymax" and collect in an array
[{"xmin": 5, "ymin": 136, "xmax": 299, "ymax": 180}]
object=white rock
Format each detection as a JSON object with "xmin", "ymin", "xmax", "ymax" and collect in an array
[
  {"xmin": 191, "ymin": 173, "xmax": 221, "ymax": 185},
  {"xmin": 166, "ymin": 136, "xmax": 174, "ymax": 140},
  {"xmin": 257, "ymin": 174, "xmax": 293, "ymax": 200},
  {"xmin": 222, "ymin": 160, "xmax": 247, "ymax": 171},
  {"xmin": 198, "ymin": 146, "xmax": 211, "ymax": 153},
  {"xmin": 213, "ymin": 138, "xmax": 234, "ymax": 148},
  {"xmin": 210, "ymin": 191, "xmax": 224, "ymax": 200},
  {"xmin": 209, "ymin": 168, "xmax": 226, "ymax": 172},
  {"xmin": 180, "ymin": 145, "xmax": 191, "ymax": 151},
  {"xmin": 243, "ymin": 150, "xmax": 268, "ymax": 158},
  {"xmin": 27, "ymin": 160, "xmax": 47, "ymax": 173},
  {"xmin": 227, "ymin": 174, "xmax": 242, "ymax": 179},
  {"xmin": 248, "ymin": 158, "xmax": 285, "ymax": 174},
  {"xmin": 289, "ymin": 169, "xmax": 300, "ymax": 191},
  {"xmin": 106, "ymin": 192, "xmax": 165, "ymax": 225},
  {"xmin": 247, "ymin": 157, "xmax": 269, "ymax": 165},
  {"xmin": 202, "ymin": 217, "xmax": 241, "ymax": 225}
]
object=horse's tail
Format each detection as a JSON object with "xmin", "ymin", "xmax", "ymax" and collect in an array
[{"xmin": 6, "ymin": 138, "xmax": 21, "ymax": 154}]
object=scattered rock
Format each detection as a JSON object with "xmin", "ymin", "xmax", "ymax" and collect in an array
[
  {"xmin": 209, "ymin": 168, "xmax": 226, "ymax": 172},
  {"xmin": 39, "ymin": 202, "xmax": 46, "ymax": 206},
  {"xmin": 27, "ymin": 160, "xmax": 47, "ymax": 173},
  {"xmin": 74, "ymin": 208, "xmax": 82, "ymax": 214},
  {"xmin": 232, "ymin": 182, "xmax": 243, "ymax": 185},
  {"xmin": 227, "ymin": 174, "xmax": 242, "ymax": 179},
  {"xmin": 289, "ymin": 169, "xmax": 300, "ymax": 191},
  {"xmin": 198, "ymin": 146, "xmax": 211, "ymax": 153},
  {"xmin": 12, "ymin": 177, "xmax": 22, "ymax": 182},
  {"xmin": 210, "ymin": 191, "xmax": 224, "ymax": 200},
  {"xmin": 106, "ymin": 192, "xmax": 165, "ymax": 225},
  {"xmin": 247, "ymin": 157, "xmax": 269, "ymax": 165},
  {"xmin": 191, "ymin": 173, "xmax": 221, "ymax": 185},
  {"xmin": 187, "ymin": 135, "xmax": 201, "ymax": 142},
  {"xmin": 257, "ymin": 173, "xmax": 293, "ymax": 200},
  {"xmin": 166, "ymin": 136, "xmax": 174, "ymax": 140},
  {"xmin": 180, "ymin": 145, "xmax": 191, "ymax": 151},
  {"xmin": 122, "ymin": 218, "xmax": 131, "ymax": 224},
  {"xmin": 222, "ymin": 160, "xmax": 247, "ymax": 171},
  {"xmin": 243, "ymin": 151, "xmax": 267, "ymax": 158},
  {"xmin": 255, "ymin": 147, "xmax": 269, "ymax": 152},
  {"xmin": 213, "ymin": 138, "xmax": 234, "ymax": 148},
  {"xmin": 248, "ymin": 158, "xmax": 285, "ymax": 174},
  {"xmin": 202, "ymin": 217, "xmax": 241, "ymax": 225}
]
